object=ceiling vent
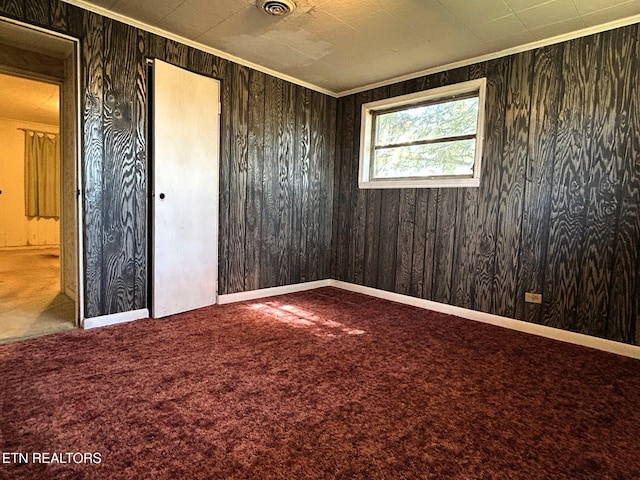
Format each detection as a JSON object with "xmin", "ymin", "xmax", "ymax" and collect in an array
[{"xmin": 257, "ymin": 0, "xmax": 296, "ymax": 16}]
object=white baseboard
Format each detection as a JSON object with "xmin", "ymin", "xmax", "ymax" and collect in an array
[
  {"xmin": 329, "ymin": 280, "xmax": 640, "ymax": 360},
  {"xmin": 78, "ymin": 279, "xmax": 640, "ymax": 360},
  {"xmin": 218, "ymin": 280, "xmax": 332, "ymax": 305},
  {"xmin": 83, "ymin": 308, "xmax": 149, "ymax": 329}
]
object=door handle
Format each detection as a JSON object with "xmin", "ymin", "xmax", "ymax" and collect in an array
[{"xmin": 159, "ymin": 193, "xmax": 165, "ymax": 200}]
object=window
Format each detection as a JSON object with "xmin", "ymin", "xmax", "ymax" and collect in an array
[{"xmin": 358, "ymin": 78, "xmax": 487, "ymax": 189}]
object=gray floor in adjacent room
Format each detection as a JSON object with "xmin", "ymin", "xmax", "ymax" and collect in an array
[{"xmin": 0, "ymin": 247, "xmax": 75, "ymax": 343}]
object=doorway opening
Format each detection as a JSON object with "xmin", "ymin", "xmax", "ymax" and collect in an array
[{"xmin": 0, "ymin": 19, "xmax": 81, "ymax": 343}]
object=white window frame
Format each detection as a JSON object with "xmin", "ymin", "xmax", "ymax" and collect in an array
[{"xmin": 358, "ymin": 78, "xmax": 487, "ymax": 189}]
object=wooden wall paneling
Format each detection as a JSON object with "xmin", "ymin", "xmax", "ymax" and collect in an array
[
  {"xmin": 132, "ymin": 27, "xmax": 147, "ymax": 310},
  {"xmin": 369, "ymin": 84, "xmax": 395, "ymax": 106},
  {"xmin": 277, "ymin": 81, "xmax": 295, "ymax": 285},
  {"xmin": 363, "ymin": 188, "xmax": 382, "ymax": 288},
  {"xmin": 218, "ymin": 60, "xmax": 231, "ymax": 293},
  {"xmin": 492, "ymin": 51, "xmax": 533, "ymax": 318},
  {"xmin": 101, "ymin": 19, "xmax": 142, "ymax": 313},
  {"xmin": 0, "ymin": 0, "xmax": 23, "ymax": 19},
  {"xmin": 49, "ymin": 0, "xmax": 68, "ymax": 31},
  {"xmin": 295, "ymin": 87, "xmax": 311, "ymax": 282},
  {"xmin": 244, "ymin": 68, "xmax": 266, "ymax": 291},
  {"xmin": 514, "ymin": 44, "xmax": 563, "ymax": 324},
  {"xmin": 260, "ymin": 75, "xmax": 282, "ymax": 288},
  {"xmin": 226, "ymin": 63, "xmax": 249, "ymax": 294},
  {"xmin": 421, "ymin": 189, "xmax": 439, "ymax": 300},
  {"xmin": 165, "ymin": 39, "xmax": 188, "ymax": 68},
  {"xmin": 608, "ymin": 63, "xmax": 640, "ymax": 341},
  {"xmin": 410, "ymin": 188, "xmax": 428, "ymax": 298},
  {"xmin": 290, "ymin": 86, "xmax": 307, "ymax": 282},
  {"xmin": 431, "ymin": 187, "xmax": 457, "ymax": 304},
  {"xmin": 306, "ymin": 91, "xmax": 321, "ymax": 281},
  {"xmin": 81, "ymin": 11, "xmax": 105, "ymax": 318},
  {"xmin": 451, "ymin": 62, "xmax": 488, "ymax": 309},
  {"xmin": 329, "ymin": 97, "xmax": 343, "ymax": 280},
  {"xmin": 608, "ymin": 25, "xmax": 640, "ymax": 344},
  {"xmin": 305, "ymin": 90, "xmax": 321, "ymax": 281},
  {"xmin": 147, "ymin": 33, "xmax": 167, "ymax": 61},
  {"xmin": 291, "ymin": 86, "xmax": 304, "ymax": 282},
  {"xmin": 187, "ymin": 47, "xmax": 213, "ymax": 77},
  {"xmin": 449, "ymin": 187, "xmax": 467, "ymax": 306},
  {"xmin": 25, "ymin": 0, "xmax": 49, "ymax": 27},
  {"xmin": 608, "ymin": 25, "xmax": 640, "ymax": 345},
  {"xmin": 542, "ymin": 34, "xmax": 601, "ymax": 332},
  {"xmin": 576, "ymin": 28, "xmax": 636, "ymax": 338},
  {"xmin": 186, "ymin": 45, "xmax": 226, "ymax": 79},
  {"xmin": 65, "ymin": 4, "xmax": 85, "ymax": 39},
  {"xmin": 377, "ymin": 188, "xmax": 400, "ymax": 292},
  {"xmin": 395, "ymin": 188, "xmax": 416, "ymax": 295},
  {"xmin": 319, "ymin": 94, "xmax": 336, "ymax": 279},
  {"xmin": 472, "ymin": 58, "xmax": 509, "ymax": 313},
  {"xmin": 352, "ymin": 90, "xmax": 373, "ymax": 285},
  {"xmin": 344, "ymin": 93, "xmax": 357, "ymax": 283},
  {"xmin": 335, "ymin": 95, "xmax": 355, "ymax": 281}
]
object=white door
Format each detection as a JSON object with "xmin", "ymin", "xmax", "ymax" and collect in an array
[{"xmin": 152, "ymin": 60, "xmax": 220, "ymax": 318}]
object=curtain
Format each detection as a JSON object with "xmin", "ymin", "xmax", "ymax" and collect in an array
[{"xmin": 24, "ymin": 130, "xmax": 60, "ymax": 219}]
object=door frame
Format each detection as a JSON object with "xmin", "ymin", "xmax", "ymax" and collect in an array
[{"xmin": 0, "ymin": 17, "xmax": 84, "ymax": 327}]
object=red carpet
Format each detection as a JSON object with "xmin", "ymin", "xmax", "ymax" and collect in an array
[{"xmin": 1, "ymin": 287, "xmax": 639, "ymax": 479}]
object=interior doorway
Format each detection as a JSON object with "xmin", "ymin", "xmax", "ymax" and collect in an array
[{"xmin": 0, "ymin": 19, "xmax": 81, "ymax": 342}]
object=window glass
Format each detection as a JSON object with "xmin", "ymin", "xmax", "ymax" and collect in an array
[
  {"xmin": 373, "ymin": 139, "xmax": 476, "ymax": 178},
  {"xmin": 359, "ymin": 78, "xmax": 486, "ymax": 189},
  {"xmin": 374, "ymin": 97, "xmax": 479, "ymax": 146}
]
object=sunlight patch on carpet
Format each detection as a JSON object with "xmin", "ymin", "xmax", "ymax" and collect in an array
[{"xmin": 248, "ymin": 302, "xmax": 366, "ymax": 337}]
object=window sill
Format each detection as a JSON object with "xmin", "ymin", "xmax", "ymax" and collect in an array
[{"xmin": 358, "ymin": 177, "xmax": 480, "ymax": 189}]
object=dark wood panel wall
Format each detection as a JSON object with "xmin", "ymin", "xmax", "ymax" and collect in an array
[
  {"xmin": 332, "ymin": 24, "xmax": 640, "ymax": 345},
  {"xmin": 1, "ymin": 0, "xmax": 335, "ymax": 317}
]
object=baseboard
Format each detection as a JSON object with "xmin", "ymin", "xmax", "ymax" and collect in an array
[
  {"xmin": 77, "ymin": 279, "xmax": 640, "ymax": 360},
  {"xmin": 218, "ymin": 280, "xmax": 332, "ymax": 305},
  {"xmin": 83, "ymin": 308, "xmax": 149, "ymax": 329},
  {"xmin": 329, "ymin": 280, "xmax": 640, "ymax": 360}
]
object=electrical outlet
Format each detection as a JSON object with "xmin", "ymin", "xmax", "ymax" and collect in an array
[{"xmin": 525, "ymin": 292, "xmax": 542, "ymax": 304}]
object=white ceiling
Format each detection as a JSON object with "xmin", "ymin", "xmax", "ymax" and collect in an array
[
  {"xmin": 70, "ymin": 0, "xmax": 640, "ymax": 94},
  {"xmin": 0, "ymin": 74, "xmax": 60, "ymax": 125}
]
